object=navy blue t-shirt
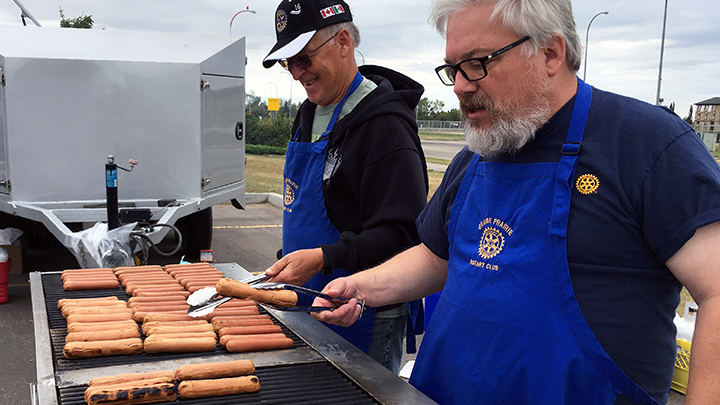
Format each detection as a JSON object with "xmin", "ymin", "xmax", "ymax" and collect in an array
[{"xmin": 417, "ymin": 87, "xmax": 720, "ymax": 402}]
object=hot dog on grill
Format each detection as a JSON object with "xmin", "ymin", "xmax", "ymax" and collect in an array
[
  {"xmin": 216, "ymin": 278, "xmax": 298, "ymax": 307},
  {"xmin": 65, "ymin": 328, "xmax": 141, "ymax": 343},
  {"xmin": 175, "ymin": 359, "xmax": 255, "ymax": 381},
  {"xmin": 143, "ymin": 323, "xmax": 214, "ymax": 336},
  {"xmin": 62, "ymin": 306, "xmax": 133, "ymax": 318},
  {"xmin": 62, "ymin": 279, "xmax": 121, "ymax": 291},
  {"xmin": 63, "ymin": 338, "xmax": 143, "ymax": 358},
  {"xmin": 178, "ymin": 375, "xmax": 260, "ymax": 399},
  {"xmin": 88, "ymin": 370, "xmax": 177, "ymax": 387},
  {"xmin": 141, "ymin": 320, "xmax": 210, "ymax": 335},
  {"xmin": 143, "ymin": 335, "xmax": 217, "ymax": 354},
  {"xmin": 134, "ymin": 290, "xmax": 190, "ymax": 299},
  {"xmin": 217, "ymin": 324, "xmax": 282, "ymax": 337},
  {"xmin": 212, "ymin": 318, "xmax": 275, "ymax": 331},
  {"xmin": 66, "ymin": 312, "xmax": 133, "ymax": 324},
  {"xmin": 67, "ymin": 320, "xmax": 138, "ymax": 333},
  {"xmin": 222, "ymin": 335, "xmax": 293, "ymax": 352},
  {"xmin": 58, "ymin": 296, "xmax": 120, "ymax": 309},
  {"xmin": 84, "ymin": 380, "xmax": 177, "ymax": 404}
]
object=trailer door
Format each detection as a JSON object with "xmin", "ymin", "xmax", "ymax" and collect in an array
[{"xmin": 201, "ymin": 74, "xmax": 245, "ymax": 194}]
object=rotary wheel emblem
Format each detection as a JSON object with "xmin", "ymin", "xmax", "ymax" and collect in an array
[
  {"xmin": 284, "ymin": 183, "xmax": 295, "ymax": 206},
  {"xmin": 576, "ymin": 174, "xmax": 600, "ymax": 195},
  {"xmin": 479, "ymin": 227, "xmax": 504, "ymax": 259},
  {"xmin": 276, "ymin": 10, "xmax": 288, "ymax": 33}
]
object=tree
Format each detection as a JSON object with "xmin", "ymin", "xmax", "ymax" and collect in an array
[
  {"xmin": 59, "ymin": 8, "xmax": 93, "ymax": 28},
  {"xmin": 684, "ymin": 105, "xmax": 694, "ymax": 125},
  {"xmin": 245, "ymin": 91, "xmax": 292, "ymax": 147},
  {"xmin": 416, "ymin": 97, "xmax": 446, "ymax": 120}
]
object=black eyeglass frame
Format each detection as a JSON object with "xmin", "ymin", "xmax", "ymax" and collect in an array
[
  {"xmin": 279, "ymin": 30, "xmax": 341, "ymax": 72},
  {"xmin": 434, "ymin": 36, "xmax": 531, "ymax": 85}
]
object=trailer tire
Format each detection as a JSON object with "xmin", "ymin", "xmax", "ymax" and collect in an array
[{"xmin": 177, "ymin": 208, "xmax": 213, "ymax": 262}]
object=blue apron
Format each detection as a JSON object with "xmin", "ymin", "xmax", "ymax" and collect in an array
[
  {"xmin": 409, "ymin": 79, "xmax": 659, "ymax": 404},
  {"xmin": 282, "ymin": 72, "xmax": 377, "ymax": 352}
]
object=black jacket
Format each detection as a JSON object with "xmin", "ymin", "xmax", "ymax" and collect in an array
[{"xmin": 291, "ymin": 65, "xmax": 428, "ymax": 275}]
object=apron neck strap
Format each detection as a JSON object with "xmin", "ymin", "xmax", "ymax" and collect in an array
[
  {"xmin": 321, "ymin": 71, "xmax": 364, "ymax": 139},
  {"xmin": 549, "ymin": 77, "xmax": 593, "ymax": 237}
]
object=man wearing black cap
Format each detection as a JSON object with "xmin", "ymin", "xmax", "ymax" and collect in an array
[{"xmin": 262, "ymin": 0, "xmax": 428, "ymax": 374}]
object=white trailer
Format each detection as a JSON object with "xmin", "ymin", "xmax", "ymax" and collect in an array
[{"xmin": 0, "ymin": 26, "xmax": 246, "ymax": 263}]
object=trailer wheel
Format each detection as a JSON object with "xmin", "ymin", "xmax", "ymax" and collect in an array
[{"xmin": 177, "ymin": 208, "xmax": 213, "ymax": 262}]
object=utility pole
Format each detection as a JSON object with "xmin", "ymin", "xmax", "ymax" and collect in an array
[{"xmin": 656, "ymin": 0, "xmax": 669, "ymax": 105}]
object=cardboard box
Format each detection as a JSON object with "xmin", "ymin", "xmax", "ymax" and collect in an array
[{"xmin": 2, "ymin": 245, "xmax": 23, "ymax": 275}]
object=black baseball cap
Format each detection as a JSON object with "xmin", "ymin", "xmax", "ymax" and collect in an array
[{"xmin": 263, "ymin": 0, "xmax": 353, "ymax": 68}]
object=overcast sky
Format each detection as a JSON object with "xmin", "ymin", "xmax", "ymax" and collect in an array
[{"xmin": 1, "ymin": 0, "xmax": 718, "ymax": 118}]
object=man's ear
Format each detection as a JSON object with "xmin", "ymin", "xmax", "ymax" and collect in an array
[
  {"xmin": 543, "ymin": 33, "xmax": 567, "ymax": 77},
  {"xmin": 336, "ymin": 29, "xmax": 352, "ymax": 58}
]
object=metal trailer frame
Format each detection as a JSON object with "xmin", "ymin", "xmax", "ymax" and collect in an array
[{"xmin": 0, "ymin": 27, "xmax": 246, "ymax": 251}]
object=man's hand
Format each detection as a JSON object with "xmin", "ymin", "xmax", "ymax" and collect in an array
[
  {"xmin": 311, "ymin": 277, "xmax": 363, "ymax": 327},
  {"xmin": 265, "ymin": 247, "xmax": 325, "ymax": 286}
]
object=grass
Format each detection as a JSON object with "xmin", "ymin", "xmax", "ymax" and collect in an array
[
  {"xmin": 246, "ymin": 153, "xmax": 445, "ymax": 200},
  {"xmin": 245, "ymin": 154, "xmax": 286, "ymax": 194},
  {"xmin": 419, "ymin": 131, "xmax": 464, "ymax": 141}
]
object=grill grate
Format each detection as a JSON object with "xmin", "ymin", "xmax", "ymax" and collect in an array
[
  {"xmin": 57, "ymin": 362, "xmax": 380, "ymax": 404},
  {"xmin": 42, "ymin": 273, "xmax": 306, "ymax": 371}
]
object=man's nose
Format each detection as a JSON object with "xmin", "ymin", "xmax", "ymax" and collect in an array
[
  {"xmin": 288, "ymin": 64, "xmax": 305, "ymax": 80},
  {"xmin": 453, "ymin": 72, "xmax": 480, "ymax": 98}
]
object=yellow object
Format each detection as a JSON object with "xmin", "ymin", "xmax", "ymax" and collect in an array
[
  {"xmin": 671, "ymin": 338, "xmax": 691, "ymax": 394},
  {"xmin": 268, "ymin": 98, "xmax": 280, "ymax": 111}
]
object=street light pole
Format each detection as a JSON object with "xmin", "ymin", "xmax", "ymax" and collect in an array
[
  {"xmin": 229, "ymin": 6, "xmax": 256, "ymax": 35},
  {"xmin": 583, "ymin": 11, "xmax": 609, "ymax": 82},
  {"xmin": 655, "ymin": 0, "xmax": 668, "ymax": 106}
]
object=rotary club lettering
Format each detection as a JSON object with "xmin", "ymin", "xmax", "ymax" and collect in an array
[
  {"xmin": 471, "ymin": 217, "xmax": 514, "ymax": 271},
  {"xmin": 283, "ymin": 178, "xmax": 299, "ymax": 213}
]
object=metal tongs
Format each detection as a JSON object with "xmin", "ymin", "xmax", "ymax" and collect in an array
[
  {"xmin": 187, "ymin": 273, "xmax": 269, "ymax": 317},
  {"xmin": 252, "ymin": 282, "xmax": 365, "ymax": 316}
]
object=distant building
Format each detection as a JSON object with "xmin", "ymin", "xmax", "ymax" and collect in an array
[{"xmin": 694, "ymin": 97, "xmax": 720, "ymax": 134}]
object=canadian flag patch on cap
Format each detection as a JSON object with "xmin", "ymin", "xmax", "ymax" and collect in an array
[{"xmin": 320, "ymin": 5, "xmax": 346, "ymax": 19}]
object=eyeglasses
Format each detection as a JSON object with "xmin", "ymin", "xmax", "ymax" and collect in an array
[
  {"xmin": 434, "ymin": 36, "xmax": 531, "ymax": 85},
  {"xmin": 280, "ymin": 31, "xmax": 341, "ymax": 72}
]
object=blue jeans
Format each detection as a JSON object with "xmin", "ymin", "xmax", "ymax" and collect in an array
[{"xmin": 367, "ymin": 315, "xmax": 407, "ymax": 375}]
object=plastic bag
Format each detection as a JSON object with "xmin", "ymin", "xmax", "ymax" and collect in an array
[
  {"xmin": 65, "ymin": 222, "xmax": 136, "ymax": 268},
  {"xmin": 0, "ymin": 227, "xmax": 23, "ymax": 245}
]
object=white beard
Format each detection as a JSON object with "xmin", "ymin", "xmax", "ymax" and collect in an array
[{"xmin": 463, "ymin": 67, "xmax": 553, "ymax": 158}]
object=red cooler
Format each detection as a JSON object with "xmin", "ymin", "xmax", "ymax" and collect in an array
[{"xmin": 0, "ymin": 247, "xmax": 12, "ymax": 304}]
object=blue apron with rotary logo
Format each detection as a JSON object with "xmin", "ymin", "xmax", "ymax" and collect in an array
[
  {"xmin": 281, "ymin": 72, "xmax": 377, "ymax": 352},
  {"xmin": 409, "ymin": 79, "xmax": 659, "ymax": 404}
]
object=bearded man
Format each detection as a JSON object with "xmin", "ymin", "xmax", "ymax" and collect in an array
[{"xmin": 311, "ymin": 0, "xmax": 720, "ymax": 404}]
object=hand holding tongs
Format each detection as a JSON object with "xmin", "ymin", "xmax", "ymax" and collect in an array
[
  {"xmin": 187, "ymin": 273, "xmax": 269, "ymax": 317},
  {"xmin": 252, "ymin": 282, "xmax": 366, "ymax": 316}
]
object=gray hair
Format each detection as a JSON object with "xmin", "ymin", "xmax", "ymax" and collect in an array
[
  {"xmin": 429, "ymin": 0, "xmax": 582, "ymax": 72},
  {"xmin": 317, "ymin": 21, "xmax": 361, "ymax": 48}
]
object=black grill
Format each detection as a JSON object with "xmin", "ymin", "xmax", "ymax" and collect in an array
[
  {"xmin": 43, "ymin": 273, "xmax": 306, "ymax": 371},
  {"xmin": 57, "ymin": 363, "xmax": 379, "ymax": 404},
  {"xmin": 36, "ymin": 271, "xmax": 411, "ymax": 405}
]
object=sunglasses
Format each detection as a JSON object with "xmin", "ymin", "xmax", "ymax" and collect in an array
[{"xmin": 279, "ymin": 31, "xmax": 341, "ymax": 72}]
